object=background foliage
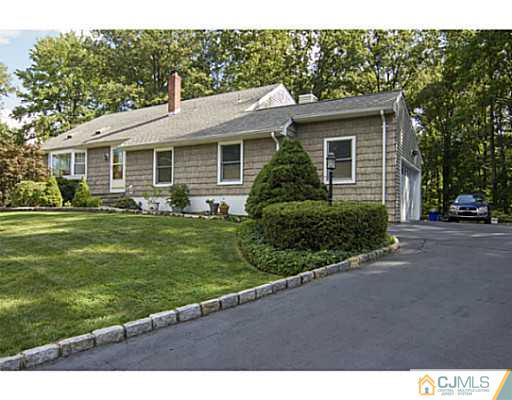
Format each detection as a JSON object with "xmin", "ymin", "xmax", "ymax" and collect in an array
[
  {"xmin": 1, "ymin": 30, "xmax": 511, "ymax": 213},
  {"xmin": 0, "ymin": 139, "xmax": 47, "ymax": 206}
]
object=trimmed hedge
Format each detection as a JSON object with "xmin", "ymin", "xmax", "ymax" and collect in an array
[
  {"xmin": 246, "ymin": 138, "xmax": 327, "ymax": 219},
  {"xmin": 238, "ymin": 220, "xmax": 352, "ymax": 276},
  {"xmin": 262, "ymin": 200, "xmax": 388, "ymax": 252}
]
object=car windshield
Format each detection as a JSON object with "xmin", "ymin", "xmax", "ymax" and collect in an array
[{"xmin": 455, "ymin": 194, "xmax": 484, "ymax": 203}]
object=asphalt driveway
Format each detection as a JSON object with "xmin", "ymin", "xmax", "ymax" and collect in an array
[{"xmin": 41, "ymin": 221, "xmax": 512, "ymax": 370}]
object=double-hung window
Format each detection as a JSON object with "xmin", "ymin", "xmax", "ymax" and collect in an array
[
  {"xmin": 324, "ymin": 136, "xmax": 356, "ymax": 184},
  {"xmin": 50, "ymin": 150, "xmax": 86, "ymax": 178},
  {"xmin": 218, "ymin": 141, "xmax": 243, "ymax": 185},
  {"xmin": 153, "ymin": 148, "xmax": 173, "ymax": 186},
  {"xmin": 74, "ymin": 152, "xmax": 86, "ymax": 175},
  {"xmin": 51, "ymin": 153, "xmax": 71, "ymax": 177}
]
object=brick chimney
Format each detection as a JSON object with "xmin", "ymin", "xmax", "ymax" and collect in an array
[{"xmin": 168, "ymin": 71, "xmax": 181, "ymax": 114}]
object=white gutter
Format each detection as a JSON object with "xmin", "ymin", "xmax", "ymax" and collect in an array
[
  {"xmin": 380, "ymin": 110, "xmax": 386, "ymax": 205},
  {"xmin": 270, "ymin": 131, "xmax": 280, "ymax": 150},
  {"xmin": 293, "ymin": 106, "xmax": 394, "ymax": 123}
]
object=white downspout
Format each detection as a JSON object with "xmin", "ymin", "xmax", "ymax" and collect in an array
[
  {"xmin": 270, "ymin": 131, "xmax": 279, "ymax": 151},
  {"xmin": 380, "ymin": 110, "xmax": 386, "ymax": 205}
]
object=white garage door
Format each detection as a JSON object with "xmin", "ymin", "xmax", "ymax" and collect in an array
[{"xmin": 401, "ymin": 161, "xmax": 421, "ymax": 222}]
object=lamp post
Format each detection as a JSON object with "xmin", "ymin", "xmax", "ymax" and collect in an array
[{"xmin": 326, "ymin": 152, "xmax": 336, "ymax": 206}]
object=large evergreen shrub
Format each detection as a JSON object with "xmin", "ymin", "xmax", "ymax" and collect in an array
[
  {"xmin": 261, "ymin": 200, "xmax": 388, "ymax": 252},
  {"xmin": 245, "ymin": 138, "xmax": 327, "ymax": 219}
]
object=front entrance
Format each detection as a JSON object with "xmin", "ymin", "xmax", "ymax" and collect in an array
[{"xmin": 110, "ymin": 147, "xmax": 125, "ymax": 192}]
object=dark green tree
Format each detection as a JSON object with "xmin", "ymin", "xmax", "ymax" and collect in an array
[{"xmin": 246, "ymin": 138, "xmax": 327, "ymax": 219}]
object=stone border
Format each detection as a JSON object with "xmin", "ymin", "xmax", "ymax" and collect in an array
[
  {"xmin": 0, "ymin": 237, "xmax": 399, "ymax": 371},
  {"xmin": 0, "ymin": 206, "xmax": 240, "ymax": 221}
]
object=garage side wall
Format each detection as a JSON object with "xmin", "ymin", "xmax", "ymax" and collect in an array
[{"xmin": 396, "ymin": 96, "xmax": 422, "ymax": 221}]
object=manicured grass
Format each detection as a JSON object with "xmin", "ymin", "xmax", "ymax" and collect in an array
[{"xmin": 0, "ymin": 212, "xmax": 275, "ymax": 357}]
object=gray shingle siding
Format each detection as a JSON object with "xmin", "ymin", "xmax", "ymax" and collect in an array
[
  {"xmin": 125, "ymin": 137, "xmax": 277, "ymax": 198},
  {"xmin": 87, "ymin": 147, "xmax": 110, "ymax": 194},
  {"xmin": 295, "ymin": 114, "xmax": 399, "ymax": 222}
]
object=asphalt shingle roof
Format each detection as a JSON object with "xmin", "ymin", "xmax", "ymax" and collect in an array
[{"xmin": 42, "ymin": 86, "xmax": 401, "ymax": 151}]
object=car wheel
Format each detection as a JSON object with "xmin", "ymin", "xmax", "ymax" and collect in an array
[{"xmin": 448, "ymin": 217, "xmax": 458, "ymax": 223}]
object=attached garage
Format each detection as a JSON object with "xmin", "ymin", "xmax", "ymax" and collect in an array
[{"xmin": 400, "ymin": 158, "xmax": 421, "ymax": 222}]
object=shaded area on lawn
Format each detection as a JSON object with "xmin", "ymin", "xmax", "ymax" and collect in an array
[{"xmin": 0, "ymin": 212, "xmax": 275, "ymax": 357}]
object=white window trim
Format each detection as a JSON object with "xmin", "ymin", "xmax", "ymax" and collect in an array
[
  {"xmin": 109, "ymin": 147, "xmax": 126, "ymax": 193},
  {"xmin": 49, "ymin": 149, "xmax": 87, "ymax": 179},
  {"xmin": 153, "ymin": 147, "xmax": 174, "ymax": 187},
  {"xmin": 217, "ymin": 140, "xmax": 244, "ymax": 185},
  {"xmin": 323, "ymin": 136, "xmax": 356, "ymax": 185}
]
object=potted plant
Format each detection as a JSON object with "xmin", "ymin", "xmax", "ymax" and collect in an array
[
  {"xmin": 219, "ymin": 200, "xmax": 230, "ymax": 216},
  {"xmin": 143, "ymin": 188, "xmax": 163, "ymax": 211},
  {"xmin": 205, "ymin": 198, "xmax": 219, "ymax": 215},
  {"xmin": 167, "ymin": 184, "xmax": 190, "ymax": 213}
]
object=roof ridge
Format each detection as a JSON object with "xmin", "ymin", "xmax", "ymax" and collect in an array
[
  {"xmin": 252, "ymin": 89, "xmax": 402, "ymax": 112},
  {"xmin": 89, "ymin": 83, "xmax": 282, "ymax": 120}
]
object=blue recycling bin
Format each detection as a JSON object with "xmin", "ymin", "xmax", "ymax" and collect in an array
[{"xmin": 428, "ymin": 211, "xmax": 440, "ymax": 221}]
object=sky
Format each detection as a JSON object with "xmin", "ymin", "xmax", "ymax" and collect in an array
[{"xmin": 0, "ymin": 30, "xmax": 58, "ymax": 127}]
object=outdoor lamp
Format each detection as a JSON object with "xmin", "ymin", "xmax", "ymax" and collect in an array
[
  {"xmin": 327, "ymin": 152, "xmax": 336, "ymax": 171},
  {"xmin": 326, "ymin": 152, "xmax": 336, "ymax": 205}
]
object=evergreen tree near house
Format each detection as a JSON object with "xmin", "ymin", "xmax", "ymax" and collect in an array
[
  {"xmin": 246, "ymin": 138, "xmax": 327, "ymax": 219},
  {"xmin": 44, "ymin": 176, "xmax": 63, "ymax": 207},
  {"xmin": 72, "ymin": 178, "xmax": 101, "ymax": 207}
]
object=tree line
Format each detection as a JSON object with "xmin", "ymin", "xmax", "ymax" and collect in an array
[{"xmin": 0, "ymin": 30, "xmax": 511, "ymax": 214}]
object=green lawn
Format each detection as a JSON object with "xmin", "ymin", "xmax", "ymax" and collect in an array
[{"xmin": 0, "ymin": 212, "xmax": 275, "ymax": 357}]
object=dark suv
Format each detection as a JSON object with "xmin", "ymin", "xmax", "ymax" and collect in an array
[{"xmin": 448, "ymin": 193, "xmax": 491, "ymax": 223}]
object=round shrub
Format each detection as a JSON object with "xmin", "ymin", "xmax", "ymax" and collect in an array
[
  {"xmin": 113, "ymin": 196, "xmax": 140, "ymax": 210},
  {"xmin": 246, "ymin": 138, "xmax": 327, "ymax": 219},
  {"xmin": 261, "ymin": 200, "xmax": 388, "ymax": 252},
  {"xmin": 11, "ymin": 177, "xmax": 63, "ymax": 207},
  {"xmin": 167, "ymin": 183, "xmax": 190, "ymax": 211},
  {"xmin": 11, "ymin": 181, "xmax": 47, "ymax": 206}
]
